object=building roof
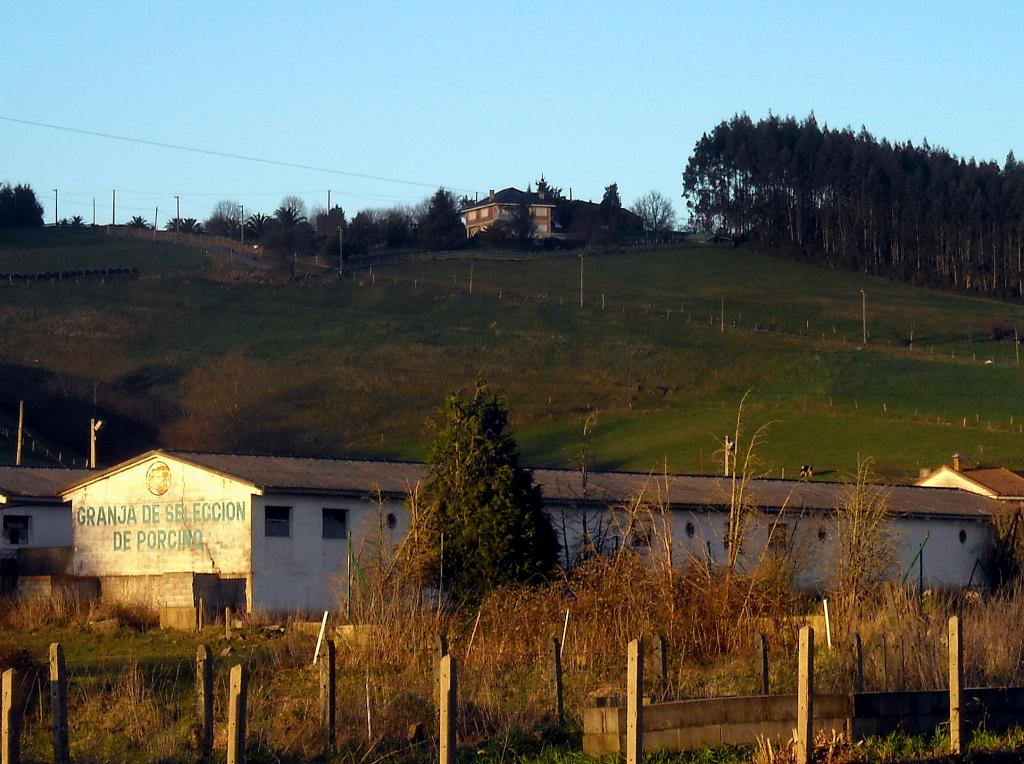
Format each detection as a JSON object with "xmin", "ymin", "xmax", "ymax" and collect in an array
[
  {"xmin": 959, "ymin": 468, "xmax": 1024, "ymax": 498},
  {"xmin": 61, "ymin": 450, "xmax": 1000, "ymax": 519},
  {"xmin": 531, "ymin": 468, "xmax": 999, "ymax": 519},
  {"xmin": 463, "ymin": 187, "xmax": 557, "ymax": 212},
  {"xmin": 0, "ymin": 466, "xmax": 91, "ymax": 503}
]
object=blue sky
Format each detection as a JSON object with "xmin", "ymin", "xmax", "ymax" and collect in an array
[{"xmin": 3, "ymin": 2, "xmax": 1022, "ymax": 226}]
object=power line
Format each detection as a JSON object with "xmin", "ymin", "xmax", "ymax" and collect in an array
[{"xmin": 0, "ymin": 114, "xmax": 480, "ymax": 194}]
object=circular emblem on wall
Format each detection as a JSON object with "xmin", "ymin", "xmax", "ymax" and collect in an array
[{"xmin": 146, "ymin": 461, "xmax": 172, "ymax": 496}]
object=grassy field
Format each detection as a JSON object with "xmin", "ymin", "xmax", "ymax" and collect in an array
[{"xmin": 1, "ymin": 228, "xmax": 1024, "ymax": 480}]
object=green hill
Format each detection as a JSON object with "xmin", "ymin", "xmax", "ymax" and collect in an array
[{"xmin": 1, "ymin": 228, "xmax": 1023, "ymax": 481}]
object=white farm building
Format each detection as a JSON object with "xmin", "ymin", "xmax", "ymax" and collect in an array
[{"xmin": 47, "ymin": 449, "xmax": 1007, "ymax": 615}]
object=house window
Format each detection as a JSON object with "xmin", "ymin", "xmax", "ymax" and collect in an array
[
  {"xmin": 469, "ymin": 210, "xmax": 477, "ymax": 221},
  {"xmin": 685, "ymin": 521, "xmax": 695, "ymax": 538},
  {"xmin": 322, "ymin": 507, "xmax": 348, "ymax": 540},
  {"xmin": 817, "ymin": 527, "xmax": 827, "ymax": 542},
  {"xmin": 264, "ymin": 506, "xmax": 291, "ymax": 538},
  {"xmin": 386, "ymin": 513, "xmax": 397, "ymax": 530},
  {"xmin": 959, "ymin": 529, "xmax": 967, "ymax": 544},
  {"xmin": 2, "ymin": 515, "xmax": 30, "ymax": 545}
]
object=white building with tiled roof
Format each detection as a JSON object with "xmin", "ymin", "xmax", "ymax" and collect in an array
[{"xmin": 56, "ymin": 450, "xmax": 1003, "ymax": 615}]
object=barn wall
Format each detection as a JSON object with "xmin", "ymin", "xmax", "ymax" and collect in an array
[
  {"xmin": 250, "ymin": 494, "xmax": 408, "ymax": 613},
  {"xmin": 0, "ymin": 503, "xmax": 73, "ymax": 550},
  {"xmin": 65, "ymin": 455, "xmax": 254, "ymax": 587}
]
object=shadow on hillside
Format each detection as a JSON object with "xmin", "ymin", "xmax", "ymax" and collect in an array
[{"xmin": 0, "ymin": 362, "xmax": 160, "ymax": 466}]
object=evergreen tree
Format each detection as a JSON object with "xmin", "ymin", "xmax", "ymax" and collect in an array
[
  {"xmin": 414, "ymin": 382, "xmax": 559, "ymax": 601},
  {"xmin": 418, "ymin": 188, "xmax": 466, "ymax": 250}
]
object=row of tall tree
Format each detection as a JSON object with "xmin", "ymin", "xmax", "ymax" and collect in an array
[
  {"xmin": 683, "ymin": 114, "xmax": 1024, "ymax": 298},
  {"xmin": 0, "ymin": 183, "xmax": 44, "ymax": 229}
]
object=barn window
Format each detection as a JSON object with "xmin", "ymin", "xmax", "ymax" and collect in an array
[
  {"xmin": 817, "ymin": 528, "xmax": 827, "ymax": 542},
  {"xmin": 2, "ymin": 515, "xmax": 30, "ymax": 545},
  {"xmin": 959, "ymin": 529, "xmax": 967, "ymax": 544},
  {"xmin": 630, "ymin": 526, "xmax": 652, "ymax": 548},
  {"xmin": 386, "ymin": 513, "xmax": 397, "ymax": 530},
  {"xmin": 685, "ymin": 521, "xmax": 695, "ymax": 538},
  {"xmin": 322, "ymin": 508, "xmax": 348, "ymax": 540},
  {"xmin": 769, "ymin": 523, "xmax": 789, "ymax": 554},
  {"xmin": 264, "ymin": 506, "xmax": 291, "ymax": 538}
]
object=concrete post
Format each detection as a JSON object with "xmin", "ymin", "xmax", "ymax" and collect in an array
[
  {"xmin": 319, "ymin": 639, "xmax": 337, "ymax": 751},
  {"xmin": 439, "ymin": 654, "xmax": 456, "ymax": 764},
  {"xmin": 49, "ymin": 643, "xmax": 69, "ymax": 764},
  {"xmin": 949, "ymin": 616, "xmax": 963, "ymax": 755},
  {"xmin": 196, "ymin": 645, "xmax": 213, "ymax": 762},
  {"xmin": 651, "ymin": 634, "xmax": 667, "ymax": 697},
  {"xmin": 852, "ymin": 632, "xmax": 864, "ymax": 693},
  {"xmin": 757, "ymin": 633, "xmax": 770, "ymax": 695},
  {"xmin": 626, "ymin": 638, "xmax": 644, "ymax": 764},
  {"xmin": 548, "ymin": 637, "xmax": 564, "ymax": 725},
  {"xmin": 227, "ymin": 663, "xmax": 248, "ymax": 764},
  {"xmin": 2, "ymin": 669, "xmax": 20, "ymax": 764},
  {"xmin": 795, "ymin": 626, "xmax": 814, "ymax": 764},
  {"xmin": 197, "ymin": 597, "xmax": 204, "ymax": 631}
]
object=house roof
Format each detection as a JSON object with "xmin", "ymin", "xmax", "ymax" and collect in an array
[
  {"xmin": 61, "ymin": 450, "xmax": 1000, "ymax": 519},
  {"xmin": 959, "ymin": 468, "xmax": 1024, "ymax": 498},
  {"xmin": 463, "ymin": 188, "xmax": 557, "ymax": 212},
  {"xmin": 0, "ymin": 466, "xmax": 91, "ymax": 503},
  {"xmin": 531, "ymin": 468, "xmax": 999, "ymax": 519}
]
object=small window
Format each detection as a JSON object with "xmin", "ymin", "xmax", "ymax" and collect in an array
[
  {"xmin": 386, "ymin": 513, "xmax": 397, "ymax": 530},
  {"xmin": 769, "ymin": 523, "xmax": 789, "ymax": 554},
  {"xmin": 2, "ymin": 515, "xmax": 30, "ymax": 545},
  {"xmin": 322, "ymin": 507, "xmax": 348, "ymax": 540},
  {"xmin": 959, "ymin": 529, "xmax": 967, "ymax": 544},
  {"xmin": 685, "ymin": 522, "xmax": 695, "ymax": 538},
  {"xmin": 264, "ymin": 506, "xmax": 291, "ymax": 538},
  {"xmin": 817, "ymin": 528, "xmax": 827, "ymax": 542},
  {"xmin": 630, "ymin": 526, "xmax": 652, "ymax": 548}
]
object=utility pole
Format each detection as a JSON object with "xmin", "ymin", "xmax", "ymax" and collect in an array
[
  {"xmin": 53, "ymin": 189, "xmax": 57, "ymax": 226},
  {"xmin": 153, "ymin": 206, "xmax": 158, "ymax": 241},
  {"xmin": 240, "ymin": 204, "xmax": 245, "ymax": 247},
  {"xmin": 175, "ymin": 195, "xmax": 181, "ymax": 240},
  {"xmin": 111, "ymin": 190, "xmax": 116, "ymax": 225},
  {"xmin": 92, "ymin": 198, "xmax": 96, "ymax": 226},
  {"xmin": 338, "ymin": 227, "xmax": 344, "ymax": 277},
  {"xmin": 327, "ymin": 189, "xmax": 332, "ymax": 211},
  {"xmin": 89, "ymin": 418, "xmax": 104, "ymax": 469},
  {"xmin": 860, "ymin": 290, "xmax": 867, "ymax": 345},
  {"xmin": 15, "ymin": 400, "xmax": 24, "ymax": 467},
  {"xmin": 579, "ymin": 254, "xmax": 584, "ymax": 308}
]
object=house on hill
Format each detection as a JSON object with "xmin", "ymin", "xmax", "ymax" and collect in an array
[
  {"xmin": 917, "ymin": 455, "xmax": 1024, "ymax": 500},
  {"xmin": 53, "ymin": 450, "xmax": 1000, "ymax": 615},
  {"xmin": 462, "ymin": 188, "xmax": 557, "ymax": 238}
]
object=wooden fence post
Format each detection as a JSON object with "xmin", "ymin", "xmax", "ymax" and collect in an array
[
  {"xmin": 197, "ymin": 597, "xmax": 205, "ymax": 631},
  {"xmin": 196, "ymin": 645, "xmax": 213, "ymax": 762},
  {"xmin": 626, "ymin": 638, "xmax": 644, "ymax": 764},
  {"xmin": 879, "ymin": 634, "xmax": 889, "ymax": 692},
  {"xmin": 852, "ymin": 632, "xmax": 864, "ymax": 693},
  {"xmin": 548, "ymin": 637, "xmax": 564, "ymax": 725},
  {"xmin": 949, "ymin": 616, "xmax": 963, "ymax": 755},
  {"xmin": 225, "ymin": 607, "xmax": 232, "ymax": 639},
  {"xmin": 227, "ymin": 663, "xmax": 248, "ymax": 764},
  {"xmin": 651, "ymin": 634, "xmax": 667, "ymax": 697},
  {"xmin": 49, "ymin": 643, "xmax": 69, "ymax": 764},
  {"xmin": 319, "ymin": 639, "xmax": 337, "ymax": 751},
  {"xmin": 2, "ymin": 668, "xmax": 20, "ymax": 764},
  {"xmin": 757, "ymin": 633, "xmax": 770, "ymax": 695},
  {"xmin": 795, "ymin": 626, "xmax": 814, "ymax": 764},
  {"xmin": 439, "ymin": 654, "xmax": 456, "ymax": 764}
]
